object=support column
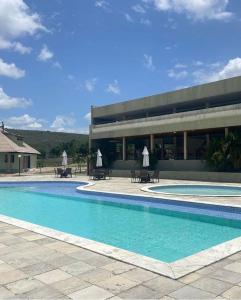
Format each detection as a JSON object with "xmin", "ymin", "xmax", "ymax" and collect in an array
[
  {"xmin": 122, "ymin": 137, "xmax": 126, "ymax": 161},
  {"xmin": 225, "ymin": 127, "xmax": 229, "ymax": 137},
  {"xmin": 184, "ymin": 131, "xmax": 187, "ymax": 160},
  {"xmin": 206, "ymin": 133, "xmax": 210, "ymax": 146},
  {"xmin": 150, "ymin": 134, "xmax": 154, "ymax": 153}
]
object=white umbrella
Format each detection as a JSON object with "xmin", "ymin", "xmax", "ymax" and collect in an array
[
  {"xmin": 142, "ymin": 146, "xmax": 149, "ymax": 168},
  {"xmin": 62, "ymin": 150, "xmax": 68, "ymax": 167},
  {"xmin": 96, "ymin": 149, "xmax": 103, "ymax": 167}
]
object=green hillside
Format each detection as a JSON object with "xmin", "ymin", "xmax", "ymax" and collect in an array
[{"xmin": 8, "ymin": 129, "xmax": 89, "ymax": 158}]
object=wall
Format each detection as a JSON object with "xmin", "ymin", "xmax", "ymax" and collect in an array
[
  {"xmin": 112, "ymin": 159, "xmax": 207, "ymax": 171},
  {"xmin": 0, "ymin": 153, "xmax": 37, "ymax": 173}
]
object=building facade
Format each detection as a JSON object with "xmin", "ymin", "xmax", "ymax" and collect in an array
[
  {"xmin": 0, "ymin": 126, "xmax": 40, "ymax": 173},
  {"xmin": 90, "ymin": 76, "xmax": 241, "ymax": 172}
]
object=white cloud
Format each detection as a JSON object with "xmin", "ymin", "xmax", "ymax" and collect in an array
[
  {"xmin": 143, "ymin": 54, "xmax": 155, "ymax": 71},
  {"xmin": 168, "ymin": 69, "xmax": 188, "ymax": 79},
  {"xmin": 67, "ymin": 74, "xmax": 75, "ymax": 81},
  {"xmin": 125, "ymin": 13, "xmax": 134, "ymax": 23},
  {"xmin": 193, "ymin": 60, "xmax": 203, "ymax": 66},
  {"xmin": 0, "ymin": 88, "xmax": 31, "ymax": 109},
  {"xmin": 0, "ymin": 38, "xmax": 31, "ymax": 54},
  {"xmin": 51, "ymin": 115, "xmax": 75, "ymax": 131},
  {"xmin": 95, "ymin": 1, "xmax": 110, "ymax": 11},
  {"xmin": 38, "ymin": 45, "xmax": 54, "ymax": 62},
  {"xmin": 196, "ymin": 57, "xmax": 241, "ymax": 83},
  {"xmin": 174, "ymin": 63, "xmax": 187, "ymax": 69},
  {"xmin": 153, "ymin": 0, "xmax": 233, "ymax": 21},
  {"xmin": 84, "ymin": 78, "xmax": 98, "ymax": 92},
  {"xmin": 132, "ymin": 4, "xmax": 146, "ymax": 14},
  {"xmin": 140, "ymin": 18, "xmax": 151, "ymax": 25},
  {"xmin": 5, "ymin": 114, "xmax": 43, "ymax": 129},
  {"xmin": 0, "ymin": 0, "xmax": 46, "ymax": 52},
  {"xmin": 52, "ymin": 61, "xmax": 62, "ymax": 69},
  {"xmin": 106, "ymin": 80, "xmax": 120, "ymax": 95},
  {"xmin": 84, "ymin": 112, "xmax": 91, "ymax": 122},
  {"xmin": 0, "ymin": 58, "xmax": 25, "ymax": 79}
]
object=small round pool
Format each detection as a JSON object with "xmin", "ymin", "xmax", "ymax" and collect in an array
[{"xmin": 145, "ymin": 184, "xmax": 241, "ymax": 197}]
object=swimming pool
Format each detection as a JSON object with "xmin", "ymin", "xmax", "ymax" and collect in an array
[
  {"xmin": 0, "ymin": 181, "xmax": 241, "ymax": 266},
  {"xmin": 145, "ymin": 184, "xmax": 241, "ymax": 197}
]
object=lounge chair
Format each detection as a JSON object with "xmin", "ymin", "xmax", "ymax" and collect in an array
[{"xmin": 150, "ymin": 169, "xmax": 160, "ymax": 183}]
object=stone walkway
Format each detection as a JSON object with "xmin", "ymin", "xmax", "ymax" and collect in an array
[
  {"xmin": 0, "ymin": 222, "xmax": 241, "ymax": 299},
  {"xmin": 0, "ymin": 175, "xmax": 241, "ymax": 299}
]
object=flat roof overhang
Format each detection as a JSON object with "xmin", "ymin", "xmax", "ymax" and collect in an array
[
  {"xmin": 91, "ymin": 105, "xmax": 241, "ymax": 139},
  {"xmin": 92, "ymin": 76, "xmax": 241, "ymax": 119}
]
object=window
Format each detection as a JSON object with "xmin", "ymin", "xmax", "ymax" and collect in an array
[
  {"xmin": 10, "ymin": 155, "xmax": 14, "ymax": 163},
  {"xmin": 4, "ymin": 154, "xmax": 8, "ymax": 163}
]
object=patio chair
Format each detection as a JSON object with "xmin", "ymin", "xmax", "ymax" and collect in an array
[
  {"xmin": 139, "ymin": 169, "xmax": 150, "ymax": 183},
  {"xmin": 56, "ymin": 168, "xmax": 63, "ymax": 178},
  {"xmin": 65, "ymin": 168, "xmax": 72, "ymax": 178},
  {"xmin": 130, "ymin": 170, "xmax": 138, "ymax": 183},
  {"xmin": 150, "ymin": 169, "xmax": 160, "ymax": 183},
  {"xmin": 105, "ymin": 169, "xmax": 112, "ymax": 180}
]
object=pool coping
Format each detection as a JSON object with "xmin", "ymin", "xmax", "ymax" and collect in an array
[
  {"xmin": 141, "ymin": 183, "xmax": 241, "ymax": 197},
  {"xmin": 1, "ymin": 179, "xmax": 241, "ymax": 279}
]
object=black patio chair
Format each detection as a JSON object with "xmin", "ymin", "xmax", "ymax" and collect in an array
[
  {"xmin": 65, "ymin": 168, "xmax": 72, "ymax": 178},
  {"xmin": 150, "ymin": 169, "xmax": 160, "ymax": 183},
  {"xmin": 139, "ymin": 169, "xmax": 150, "ymax": 183},
  {"xmin": 56, "ymin": 168, "xmax": 63, "ymax": 178},
  {"xmin": 130, "ymin": 170, "xmax": 139, "ymax": 183}
]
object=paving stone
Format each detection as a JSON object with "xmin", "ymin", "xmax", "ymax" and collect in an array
[
  {"xmin": 224, "ymin": 261, "xmax": 241, "ymax": 274},
  {"xmin": 169, "ymin": 285, "xmax": 216, "ymax": 299},
  {"xmin": 118, "ymin": 284, "xmax": 159, "ymax": 299},
  {"xmin": 77, "ymin": 252, "xmax": 114, "ymax": 267},
  {"xmin": 178, "ymin": 272, "xmax": 203, "ymax": 284},
  {"xmin": 0, "ymin": 269, "xmax": 27, "ymax": 285},
  {"xmin": 20, "ymin": 262, "xmax": 55, "ymax": 276},
  {"xmin": 0, "ymin": 263, "xmax": 15, "ymax": 273},
  {"xmin": 210, "ymin": 269, "xmax": 241, "ymax": 284},
  {"xmin": 6, "ymin": 277, "xmax": 44, "ymax": 295},
  {"xmin": 0, "ymin": 286, "xmax": 15, "ymax": 299},
  {"xmin": 19, "ymin": 233, "xmax": 45, "ymax": 241},
  {"xmin": 33, "ymin": 237, "xmax": 58, "ymax": 245},
  {"xmin": 190, "ymin": 277, "xmax": 232, "ymax": 295},
  {"xmin": 121, "ymin": 268, "xmax": 158, "ymax": 283},
  {"xmin": 51, "ymin": 276, "xmax": 90, "ymax": 295},
  {"xmin": 61, "ymin": 261, "xmax": 96, "ymax": 276},
  {"xmin": 23, "ymin": 285, "xmax": 67, "ymax": 299},
  {"xmin": 102, "ymin": 261, "xmax": 135, "ymax": 275},
  {"xmin": 45, "ymin": 241, "xmax": 80, "ymax": 253},
  {"xmin": 228, "ymin": 252, "xmax": 241, "ymax": 261},
  {"xmin": 96, "ymin": 275, "xmax": 138, "ymax": 294},
  {"xmin": 47, "ymin": 255, "xmax": 78, "ymax": 268},
  {"xmin": 222, "ymin": 286, "xmax": 241, "ymax": 299},
  {"xmin": 68, "ymin": 285, "xmax": 114, "ymax": 300},
  {"xmin": 35, "ymin": 269, "xmax": 72, "ymax": 284},
  {"xmin": 78, "ymin": 268, "xmax": 113, "ymax": 284},
  {"xmin": 143, "ymin": 276, "xmax": 183, "ymax": 297}
]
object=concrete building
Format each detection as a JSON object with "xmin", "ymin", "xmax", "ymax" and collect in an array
[
  {"xmin": 0, "ymin": 125, "xmax": 40, "ymax": 173},
  {"xmin": 90, "ymin": 76, "xmax": 241, "ymax": 174}
]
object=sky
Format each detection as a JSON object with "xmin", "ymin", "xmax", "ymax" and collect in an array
[{"xmin": 0, "ymin": 0, "xmax": 241, "ymax": 133}]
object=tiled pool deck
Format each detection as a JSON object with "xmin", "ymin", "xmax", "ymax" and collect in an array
[{"xmin": 0, "ymin": 175, "xmax": 241, "ymax": 299}]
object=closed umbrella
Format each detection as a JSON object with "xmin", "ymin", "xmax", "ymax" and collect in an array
[
  {"xmin": 96, "ymin": 149, "xmax": 103, "ymax": 167},
  {"xmin": 62, "ymin": 151, "xmax": 68, "ymax": 167},
  {"xmin": 142, "ymin": 146, "xmax": 149, "ymax": 168}
]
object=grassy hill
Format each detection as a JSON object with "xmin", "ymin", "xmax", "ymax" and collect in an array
[{"xmin": 8, "ymin": 129, "xmax": 89, "ymax": 157}]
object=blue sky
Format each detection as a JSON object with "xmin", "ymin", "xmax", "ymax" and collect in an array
[{"xmin": 0, "ymin": 0, "xmax": 241, "ymax": 133}]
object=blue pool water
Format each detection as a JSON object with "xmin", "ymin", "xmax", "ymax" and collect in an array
[
  {"xmin": 149, "ymin": 184, "xmax": 241, "ymax": 196},
  {"xmin": 0, "ymin": 182, "xmax": 241, "ymax": 263}
]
